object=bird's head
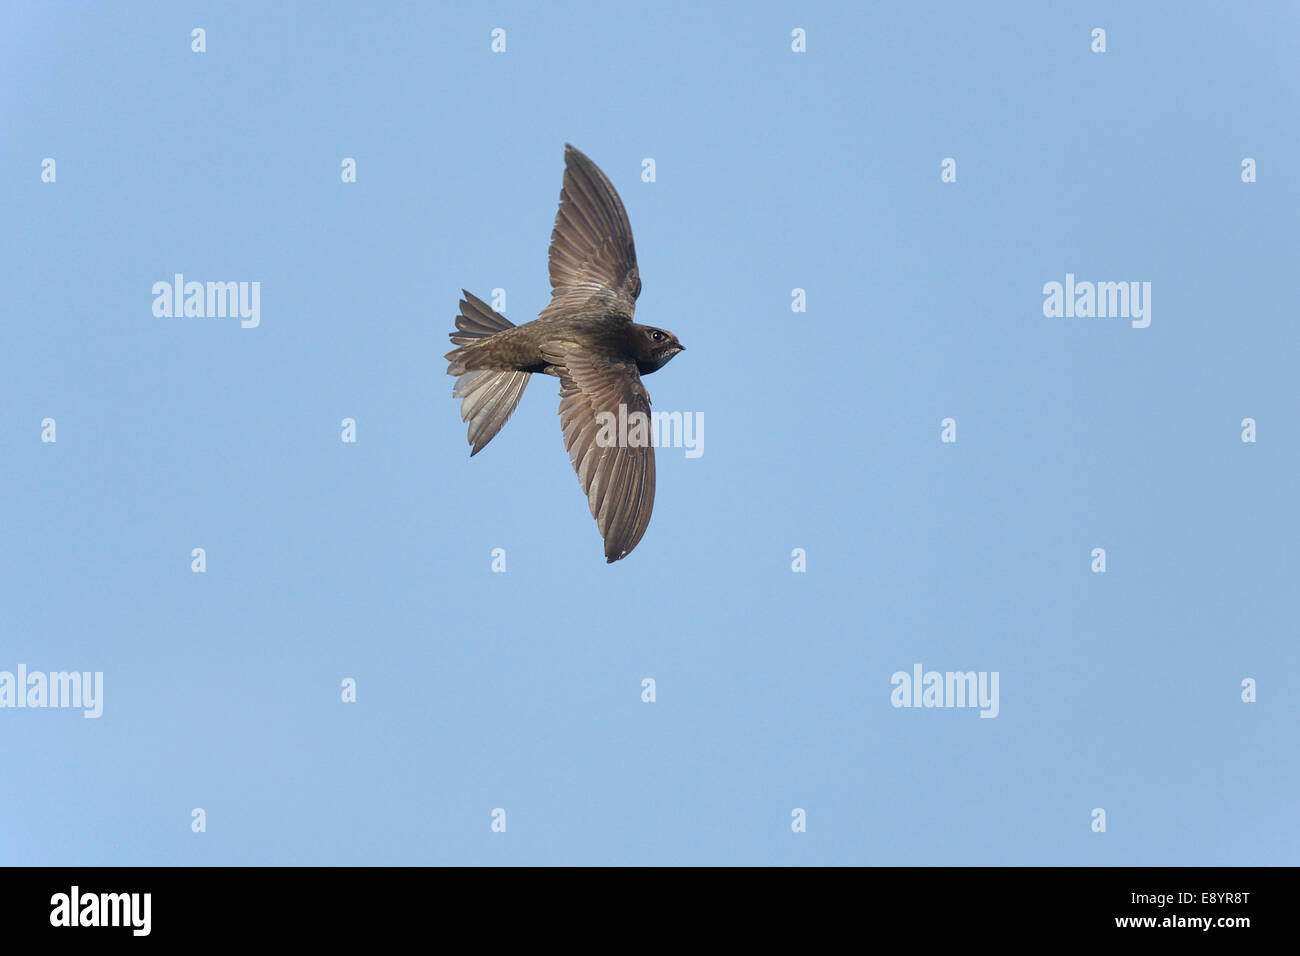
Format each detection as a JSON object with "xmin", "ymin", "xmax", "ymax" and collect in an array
[{"xmin": 634, "ymin": 325, "xmax": 685, "ymax": 374}]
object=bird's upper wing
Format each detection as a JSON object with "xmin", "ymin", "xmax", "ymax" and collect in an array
[
  {"xmin": 547, "ymin": 345, "xmax": 656, "ymax": 562},
  {"xmin": 540, "ymin": 145, "xmax": 642, "ymax": 322}
]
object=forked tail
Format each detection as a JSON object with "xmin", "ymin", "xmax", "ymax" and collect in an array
[{"xmin": 445, "ymin": 290, "xmax": 530, "ymax": 456}]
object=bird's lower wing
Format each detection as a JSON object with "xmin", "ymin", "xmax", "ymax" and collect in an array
[{"xmin": 548, "ymin": 346, "xmax": 656, "ymax": 562}]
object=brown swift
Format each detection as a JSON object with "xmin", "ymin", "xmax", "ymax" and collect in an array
[{"xmin": 445, "ymin": 145, "xmax": 685, "ymax": 563}]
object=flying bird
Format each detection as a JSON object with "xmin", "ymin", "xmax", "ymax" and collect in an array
[{"xmin": 446, "ymin": 145, "xmax": 685, "ymax": 562}]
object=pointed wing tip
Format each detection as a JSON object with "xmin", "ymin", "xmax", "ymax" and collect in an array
[
  {"xmin": 605, "ymin": 536, "xmax": 642, "ymax": 563},
  {"xmin": 564, "ymin": 143, "xmax": 592, "ymax": 167}
]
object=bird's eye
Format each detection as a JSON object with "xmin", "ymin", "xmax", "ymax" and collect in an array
[{"xmin": 651, "ymin": 331, "xmax": 664, "ymax": 342}]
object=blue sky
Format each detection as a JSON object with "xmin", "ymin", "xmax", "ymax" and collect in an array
[{"xmin": 2, "ymin": 1, "xmax": 1297, "ymax": 865}]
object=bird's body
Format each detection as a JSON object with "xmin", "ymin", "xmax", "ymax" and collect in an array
[
  {"xmin": 450, "ymin": 310, "xmax": 680, "ymax": 378},
  {"xmin": 445, "ymin": 145, "xmax": 684, "ymax": 563}
]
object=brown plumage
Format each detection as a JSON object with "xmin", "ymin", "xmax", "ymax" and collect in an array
[{"xmin": 445, "ymin": 145, "xmax": 685, "ymax": 563}]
